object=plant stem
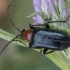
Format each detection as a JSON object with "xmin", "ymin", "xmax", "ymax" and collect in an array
[{"xmin": 0, "ymin": 29, "xmax": 28, "ymax": 47}]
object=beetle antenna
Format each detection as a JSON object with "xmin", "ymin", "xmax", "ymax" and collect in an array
[
  {"xmin": 0, "ymin": 35, "xmax": 20, "ymax": 54},
  {"xmin": 7, "ymin": 4, "xmax": 21, "ymax": 32}
]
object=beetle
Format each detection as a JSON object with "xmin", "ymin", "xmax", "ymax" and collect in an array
[{"xmin": 0, "ymin": 4, "xmax": 70, "ymax": 54}]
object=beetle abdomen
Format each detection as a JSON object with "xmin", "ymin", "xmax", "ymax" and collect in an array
[{"xmin": 32, "ymin": 29, "xmax": 70, "ymax": 50}]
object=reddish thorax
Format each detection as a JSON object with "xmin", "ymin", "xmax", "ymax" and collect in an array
[{"xmin": 23, "ymin": 30, "xmax": 33, "ymax": 41}]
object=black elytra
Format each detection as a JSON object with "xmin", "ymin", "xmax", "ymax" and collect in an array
[
  {"xmin": 29, "ymin": 24, "xmax": 70, "ymax": 54},
  {"xmin": 0, "ymin": 4, "xmax": 70, "ymax": 55}
]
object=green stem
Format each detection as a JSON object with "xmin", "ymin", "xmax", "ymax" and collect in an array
[{"xmin": 0, "ymin": 29, "xmax": 28, "ymax": 46}]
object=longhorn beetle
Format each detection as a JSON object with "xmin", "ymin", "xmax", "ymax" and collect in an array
[{"xmin": 0, "ymin": 4, "xmax": 70, "ymax": 54}]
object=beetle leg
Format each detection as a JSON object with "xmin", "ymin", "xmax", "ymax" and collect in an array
[
  {"xmin": 43, "ymin": 48, "xmax": 54, "ymax": 54},
  {"xmin": 45, "ymin": 23, "xmax": 50, "ymax": 29},
  {"xmin": 45, "ymin": 17, "xmax": 51, "ymax": 29},
  {"xmin": 45, "ymin": 50, "xmax": 54, "ymax": 54},
  {"xmin": 40, "ymin": 48, "xmax": 42, "ymax": 53},
  {"xmin": 43, "ymin": 48, "xmax": 48, "ymax": 54},
  {"xmin": 29, "ymin": 23, "xmax": 35, "ymax": 29},
  {"xmin": 45, "ymin": 17, "xmax": 51, "ymax": 22},
  {"xmin": 29, "ymin": 42, "xmax": 33, "ymax": 48},
  {"xmin": 64, "ymin": 50, "xmax": 68, "ymax": 55},
  {"xmin": 30, "ymin": 22, "xmax": 50, "ymax": 29},
  {"xmin": 45, "ymin": 17, "xmax": 51, "ymax": 28}
]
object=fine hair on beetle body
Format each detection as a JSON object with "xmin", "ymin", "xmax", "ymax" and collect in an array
[{"xmin": 0, "ymin": 4, "xmax": 70, "ymax": 55}]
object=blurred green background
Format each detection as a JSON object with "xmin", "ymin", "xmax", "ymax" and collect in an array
[{"xmin": 0, "ymin": 0, "xmax": 60, "ymax": 70}]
